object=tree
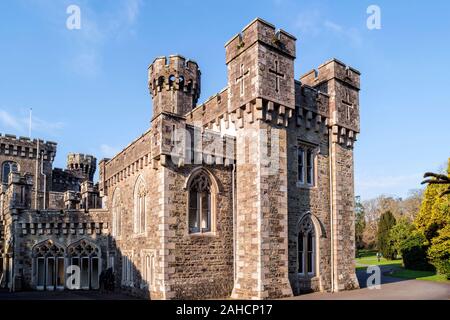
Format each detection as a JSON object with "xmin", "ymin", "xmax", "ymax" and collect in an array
[
  {"xmin": 416, "ymin": 158, "xmax": 450, "ymax": 275},
  {"xmin": 377, "ymin": 211, "xmax": 397, "ymax": 259},
  {"xmin": 402, "ymin": 189, "xmax": 424, "ymax": 221},
  {"xmin": 389, "ymin": 217, "xmax": 415, "ymax": 256},
  {"xmin": 362, "ymin": 221, "xmax": 377, "ymax": 249},
  {"xmin": 355, "ymin": 196, "xmax": 366, "ymax": 249},
  {"xmin": 421, "ymin": 171, "xmax": 450, "ymax": 198},
  {"xmin": 415, "ymin": 182, "xmax": 449, "ymax": 241}
]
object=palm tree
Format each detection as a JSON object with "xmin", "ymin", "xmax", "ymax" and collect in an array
[{"xmin": 421, "ymin": 172, "xmax": 450, "ymax": 197}]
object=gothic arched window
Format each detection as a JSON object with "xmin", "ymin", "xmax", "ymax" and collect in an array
[
  {"xmin": 134, "ymin": 177, "xmax": 147, "ymax": 234},
  {"xmin": 298, "ymin": 215, "xmax": 316, "ymax": 276},
  {"xmin": 141, "ymin": 251, "xmax": 155, "ymax": 290},
  {"xmin": 112, "ymin": 188, "xmax": 122, "ymax": 238},
  {"xmin": 67, "ymin": 239, "xmax": 101, "ymax": 290},
  {"xmin": 33, "ymin": 240, "xmax": 65, "ymax": 291},
  {"xmin": 188, "ymin": 170, "xmax": 213, "ymax": 234},
  {"xmin": 2, "ymin": 161, "xmax": 18, "ymax": 184}
]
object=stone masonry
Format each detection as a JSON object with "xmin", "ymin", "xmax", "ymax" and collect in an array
[{"xmin": 0, "ymin": 18, "xmax": 360, "ymax": 299}]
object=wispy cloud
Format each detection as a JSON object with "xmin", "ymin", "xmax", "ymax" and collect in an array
[
  {"xmin": 356, "ymin": 173, "xmax": 424, "ymax": 200},
  {"xmin": 357, "ymin": 173, "xmax": 422, "ymax": 189},
  {"xmin": 293, "ymin": 10, "xmax": 322, "ymax": 36},
  {"xmin": 62, "ymin": 0, "xmax": 144, "ymax": 77},
  {"xmin": 0, "ymin": 108, "xmax": 64, "ymax": 137},
  {"xmin": 99, "ymin": 144, "xmax": 120, "ymax": 158},
  {"xmin": 292, "ymin": 11, "xmax": 363, "ymax": 47},
  {"xmin": 0, "ymin": 110, "xmax": 23, "ymax": 131},
  {"xmin": 125, "ymin": 0, "xmax": 142, "ymax": 24},
  {"xmin": 324, "ymin": 20, "xmax": 363, "ymax": 47}
]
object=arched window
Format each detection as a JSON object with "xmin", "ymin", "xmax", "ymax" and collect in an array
[
  {"xmin": 33, "ymin": 240, "xmax": 65, "ymax": 291},
  {"xmin": 157, "ymin": 76, "xmax": 165, "ymax": 89},
  {"xmin": 168, "ymin": 75, "xmax": 176, "ymax": 89},
  {"xmin": 188, "ymin": 170, "xmax": 213, "ymax": 234},
  {"xmin": 141, "ymin": 251, "xmax": 155, "ymax": 290},
  {"xmin": 178, "ymin": 75, "xmax": 185, "ymax": 89},
  {"xmin": 2, "ymin": 161, "xmax": 18, "ymax": 184},
  {"xmin": 112, "ymin": 188, "xmax": 122, "ymax": 238},
  {"xmin": 134, "ymin": 177, "xmax": 147, "ymax": 234},
  {"xmin": 67, "ymin": 239, "xmax": 101, "ymax": 290},
  {"xmin": 298, "ymin": 215, "xmax": 316, "ymax": 276}
]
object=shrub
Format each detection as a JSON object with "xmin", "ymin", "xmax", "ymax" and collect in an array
[
  {"xmin": 427, "ymin": 225, "xmax": 450, "ymax": 279},
  {"xmin": 401, "ymin": 232, "xmax": 434, "ymax": 271}
]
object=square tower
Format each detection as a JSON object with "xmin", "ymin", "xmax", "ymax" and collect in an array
[{"xmin": 225, "ymin": 18, "xmax": 296, "ymax": 299}]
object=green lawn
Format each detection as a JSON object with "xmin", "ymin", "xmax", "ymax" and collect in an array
[
  {"xmin": 390, "ymin": 269, "xmax": 450, "ymax": 283},
  {"xmin": 355, "ymin": 251, "xmax": 450, "ymax": 284},
  {"xmin": 355, "ymin": 251, "xmax": 402, "ymax": 270}
]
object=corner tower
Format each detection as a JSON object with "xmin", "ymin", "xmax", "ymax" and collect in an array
[
  {"xmin": 225, "ymin": 18, "xmax": 296, "ymax": 299},
  {"xmin": 148, "ymin": 55, "xmax": 201, "ymax": 118},
  {"xmin": 301, "ymin": 59, "xmax": 361, "ymax": 291}
]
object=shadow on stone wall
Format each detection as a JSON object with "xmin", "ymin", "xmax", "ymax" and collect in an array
[{"xmin": 108, "ymin": 236, "xmax": 151, "ymax": 300}]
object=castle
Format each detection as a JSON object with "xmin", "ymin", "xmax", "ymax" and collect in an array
[{"xmin": 0, "ymin": 18, "xmax": 360, "ymax": 299}]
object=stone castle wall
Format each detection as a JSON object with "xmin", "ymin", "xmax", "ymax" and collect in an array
[{"xmin": 1, "ymin": 17, "xmax": 361, "ymax": 300}]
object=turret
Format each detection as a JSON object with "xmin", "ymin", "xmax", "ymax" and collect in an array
[
  {"xmin": 67, "ymin": 153, "xmax": 97, "ymax": 182},
  {"xmin": 148, "ymin": 55, "xmax": 201, "ymax": 118}
]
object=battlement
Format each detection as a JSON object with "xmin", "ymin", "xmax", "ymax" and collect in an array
[
  {"xmin": 148, "ymin": 54, "xmax": 201, "ymax": 105},
  {"xmin": 0, "ymin": 133, "xmax": 57, "ymax": 161},
  {"xmin": 225, "ymin": 17, "xmax": 296, "ymax": 64},
  {"xmin": 67, "ymin": 153, "xmax": 96, "ymax": 165},
  {"xmin": 300, "ymin": 58, "xmax": 361, "ymax": 90}
]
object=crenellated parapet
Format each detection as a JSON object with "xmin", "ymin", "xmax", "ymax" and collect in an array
[
  {"xmin": 0, "ymin": 133, "xmax": 57, "ymax": 161},
  {"xmin": 16, "ymin": 210, "xmax": 109, "ymax": 236},
  {"xmin": 225, "ymin": 17, "xmax": 296, "ymax": 64},
  {"xmin": 300, "ymin": 58, "xmax": 360, "ymax": 134}
]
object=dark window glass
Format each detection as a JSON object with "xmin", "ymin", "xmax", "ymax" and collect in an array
[
  {"xmin": 307, "ymin": 232, "xmax": 313, "ymax": 273},
  {"xmin": 298, "ymin": 233, "xmax": 304, "ymax": 274},
  {"xmin": 189, "ymin": 191, "xmax": 199, "ymax": 233},
  {"xmin": 306, "ymin": 151, "xmax": 314, "ymax": 185},
  {"xmin": 297, "ymin": 148, "xmax": 304, "ymax": 183},
  {"xmin": 2, "ymin": 161, "xmax": 18, "ymax": 184}
]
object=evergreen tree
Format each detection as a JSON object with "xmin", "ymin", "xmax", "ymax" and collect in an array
[
  {"xmin": 377, "ymin": 211, "xmax": 397, "ymax": 259},
  {"xmin": 389, "ymin": 217, "xmax": 415, "ymax": 255},
  {"xmin": 355, "ymin": 196, "xmax": 366, "ymax": 249}
]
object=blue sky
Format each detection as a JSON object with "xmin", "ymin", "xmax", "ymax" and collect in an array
[{"xmin": 0, "ymin": 0, "xmax": 449, "ymax": 200}]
